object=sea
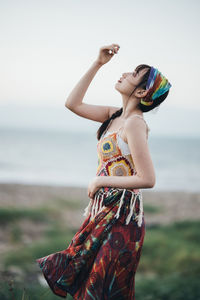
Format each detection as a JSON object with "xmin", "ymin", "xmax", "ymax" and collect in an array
[{"xmin": 0, "ymin": 127, "xmax": 200, "ymax": 192}]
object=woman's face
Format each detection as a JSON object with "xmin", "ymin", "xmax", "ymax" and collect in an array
[{"xmin": 115, "ymin": 67, "xmax": 149, "ymax": 97}]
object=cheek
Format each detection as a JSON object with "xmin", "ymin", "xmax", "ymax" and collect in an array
[
  {"xmin": 115, "ymin": 80, "xmax": 134, "ymax": 94},
  {"xmin": 125, "ymin": 78, "xmax": 136, "ymax": 87},
  {"xmin": 120, "ymin": 83, "xmax": 134, "ymax": 95},
  {"xmin": 123, "ymin": 81, "xmax": 135, "ymax": 92},
  {"xmin": 122, "ymin": 81, "xmax": 130, "ymax": 88}
]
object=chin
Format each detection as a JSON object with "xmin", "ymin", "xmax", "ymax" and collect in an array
[{"xmin": 114, "ymin": 82, "xmax": 122, "ymax": 93}]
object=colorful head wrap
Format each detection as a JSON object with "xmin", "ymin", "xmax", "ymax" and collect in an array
[{"xmin": 140, "ymin": 66, "xmax": 172, "ymax": 106}]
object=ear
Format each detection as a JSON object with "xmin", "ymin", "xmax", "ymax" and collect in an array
[{"xmin": 135, "ymin": 89, "xmax": 149, "ymax": 99}]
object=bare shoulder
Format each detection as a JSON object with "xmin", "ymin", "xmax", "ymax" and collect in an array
[
  {"xmin": 125, "ymin": 115, "xmax": 147, "ymax": 130},
  {"xmin": 124, "ymin": 115, "xmax": 148, "ymax": 140}
]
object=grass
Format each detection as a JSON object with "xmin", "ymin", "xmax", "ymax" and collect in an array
[
  {"xmin": 3, "ymin": 223, "xmax": 77, "ymax": 270},
  {"xmin": 139, "ymin": 220, "xmax": 200, "ymax": 276},
  {"xmin": 10, "ymin": 225, "xmax": 23, "ymax": 243},
  {"xmin": 143, "ymin": 203, "xmax": 163, "ymax": 213},
  {"xmin": 0, "ymin": 196, "xmax": 84, "ymax": 225},
  {"xmin": 0, "ymin": 207, "xmax": 56, "ymax": 224},
  {"xmin": 52, "ymin": 197, "xmax": 85, "ymax": 210},
  {"xmin": 134, "ymin": 220, "xmax": 200, "ymax": 299},
  {"xmin": 135, "ymin": 273, "xmax": 200, "ymax": 300},
  {"xmin": 0, "ymin": 199, "xmax": 200, "ymax": 299},
  {"xmin": 0, "ymin": 280, "xmax": 74, "ymax": 300}
]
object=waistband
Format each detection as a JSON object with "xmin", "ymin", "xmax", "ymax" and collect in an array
[{"xmin": 83, "ymin": 187, "xmax": 143, "ymax": 227}]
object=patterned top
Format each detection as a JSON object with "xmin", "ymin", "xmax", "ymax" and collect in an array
[
  {"xmin": 96, "ymin": 114, "xmax": 150, "ymax": 179},
  {"xmin": 83, "ymin": 114, "xmax": 150, "ymax": 227}
]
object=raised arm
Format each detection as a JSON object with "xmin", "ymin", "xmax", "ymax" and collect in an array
[{"xmin": 65, "ymin": 44, "xmax": 120, "ymax": 123}]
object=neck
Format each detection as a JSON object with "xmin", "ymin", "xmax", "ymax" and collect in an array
[{"xmin": 120, "ymin": 94, "xmax": 143, "ymax": 119}]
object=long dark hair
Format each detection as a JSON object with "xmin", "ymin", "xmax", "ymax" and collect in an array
[{"xmin": 96, "ymin": 64, "xmax": 170, "ymax": 140}]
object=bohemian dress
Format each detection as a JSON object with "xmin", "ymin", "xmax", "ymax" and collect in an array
[{"xmin": 36, "ymin": 114, "xmax": 150, "ymax": 299}]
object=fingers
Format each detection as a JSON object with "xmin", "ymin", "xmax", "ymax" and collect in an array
[
  {"xmin": 112, "ymin": 43, "xmax": 120, "ymax": 50},
  {"xmin": 108, "ymin": 44, "xmax": 120, "ymax": 55},
  {"xmin": 101, "ymin": 44, "xmax": 120, "ymax": 54},
  {"xmin": 110, "ymin": 44, "xmax": 120, "ymax": 53}
]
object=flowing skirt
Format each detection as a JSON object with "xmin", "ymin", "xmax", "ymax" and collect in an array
[{"xmin": 36, "ymin": 187, "xmax": 146, "ymax": 299}]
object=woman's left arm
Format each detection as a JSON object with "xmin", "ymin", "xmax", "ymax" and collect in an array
[{"xmin": 88, "ymin": 117, "xmax": 156, "ymax": 198}]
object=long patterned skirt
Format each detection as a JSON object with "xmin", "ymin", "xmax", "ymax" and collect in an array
[{"xmin": 36, "ymin": 187, "xmax": 146, "ymax": 299}]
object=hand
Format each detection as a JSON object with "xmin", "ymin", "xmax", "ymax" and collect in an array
[
  {"xmin": 95, "ymin": 44, "xmax": 120, "ymax": 66},
  {"xmin": 87, "ymin": 177, "xmax": 101, "ymax": 199}
]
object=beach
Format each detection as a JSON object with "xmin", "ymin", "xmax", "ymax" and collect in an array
[
  {"xmin": 1, "ymin": 183, "xmax": 200, "ymax": 225},
  {"xmin": 1, "ymin": 183, "xmax": 200, "ymax": 251},
  {"xmin": 0, "ymin": 183, "xmax": 200, "ymax": 299}
]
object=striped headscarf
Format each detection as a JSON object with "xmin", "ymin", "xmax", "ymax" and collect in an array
[{"xmin": 140, "ymin": 66, "xmax": 172, "ymax": 106}]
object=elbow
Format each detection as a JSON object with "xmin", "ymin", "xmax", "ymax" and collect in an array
[
  {"xmin": 65, "ymin": 100, "xmax": 72, "ymax": 110},
  {"xmin": 137, "ymin": 174, "xmax": 156, "ymax": 189},
  {"xmin": 148, "ymin": 182, "xmax": 155, "ymax": 189},
  {"xmin": 65, "ymin": 99, "xmax": 70, "ymax": 108},
  {"xmin": 143, "ymin": 176, "xmax": 156, "ymax": 189},
  {"xmin": 147, "ymin": 177, "xmax": 156, "ymax": 188}
]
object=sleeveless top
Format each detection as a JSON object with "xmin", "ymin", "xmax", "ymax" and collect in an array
[
  {"xmin": 83, "ymin": 114, "xmax": 150, "ymax": 227},
  {"xmin": 96, "ymin": 114, "xmax": 150, "ymax": 177}
]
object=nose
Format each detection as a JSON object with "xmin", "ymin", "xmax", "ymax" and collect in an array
[{"xmin": 122, "ymin": 73, "xmax": 127, "ymax": 77}]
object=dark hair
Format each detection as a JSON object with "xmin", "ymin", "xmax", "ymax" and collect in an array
[{"xmin": 97, "ymin": 64, "xmax": 170, "ymax": 140}]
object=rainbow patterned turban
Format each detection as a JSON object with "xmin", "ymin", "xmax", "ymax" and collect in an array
[{"xmin": 140, "ymin": 66, "xmax": 172, "ymax": 106}]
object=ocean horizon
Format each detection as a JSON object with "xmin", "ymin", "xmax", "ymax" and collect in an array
[{"xmin": 1, "ymin": 127, "xmax": 199, "ymax": 192}]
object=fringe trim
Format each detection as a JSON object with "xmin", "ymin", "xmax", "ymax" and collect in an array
[
  {"xmin": 125, "ymin": 192, "xmax": 137, "ymax": 225},
  {"xmin": 83, "ymin": 188, "xmax": 143, "ymax": 227},
  {"xmin": 135, "ymin": 192, "xmax": 143, "ymax": 227},
  {"xmin": 83, "ymin": 199, "xmax": 92, "ymax": 218},
  {"xmin": 114, "ymin": 188, "xmax": 126, "ymax": 219}
]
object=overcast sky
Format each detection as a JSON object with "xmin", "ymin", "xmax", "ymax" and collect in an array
[{"xmin": 0, "ymin": 0, "xmax": 200, "ymax": 136}]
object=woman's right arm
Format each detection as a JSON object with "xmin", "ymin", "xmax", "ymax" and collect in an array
[{"xmin": 65, "ymin": 44, "xmax": 120, "ymax": 123}]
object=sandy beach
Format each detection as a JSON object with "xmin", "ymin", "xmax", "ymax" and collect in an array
[
  {"xmin": 0, "ymin": 183, "xmax": 200, "ymax": 256},
  {"xmin": 1, "ymin": 183, "xmax": 200, "ymax": 227}
]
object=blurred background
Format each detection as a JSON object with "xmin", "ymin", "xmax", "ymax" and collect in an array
[{"xmin": 0, "ymin": 0, "xmax": 200, "ymax": 299}]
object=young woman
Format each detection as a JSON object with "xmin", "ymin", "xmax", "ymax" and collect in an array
[{"xmin": 36, "ymin": 43, "xmax": 172, "ymax": 299}]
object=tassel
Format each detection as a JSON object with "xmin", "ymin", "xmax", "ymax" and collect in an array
[
  {"xmin": 99, "ymin": 194, "xmax": 104, "ymax": 211},
  {"xmin": 136, "ymin": 192, "xmax": 143, "ymax": 227},
  {"xmin": 114, "ymin": 188, "xmax": 126, "ymax": 219},
  {"xmin": 94, "ymin": 193, "xmax": 100, "ymax": 216},
  {"xmin": 125, "ymin": 192, "xmax": 137, "ymax": 225},
  {"xmin": 91, "ymin": 196, "xmax": 96, "ymax": 219},
  {"xmin": 83, "ymin": 188, "xmax": 143, "ymax": 227},
  {"xmin": 83, "ymin": 198, "xmax": 92, "ymax": 218}
]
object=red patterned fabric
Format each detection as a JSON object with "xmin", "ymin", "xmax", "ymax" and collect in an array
[{"xmin": 36, "ymin": 129, "xmax": 146, "ymax": 299}]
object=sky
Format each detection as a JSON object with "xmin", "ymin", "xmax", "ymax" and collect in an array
[{"xmin": 0, "ymin": 0, "xmax": 200, "ymax": 137}]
